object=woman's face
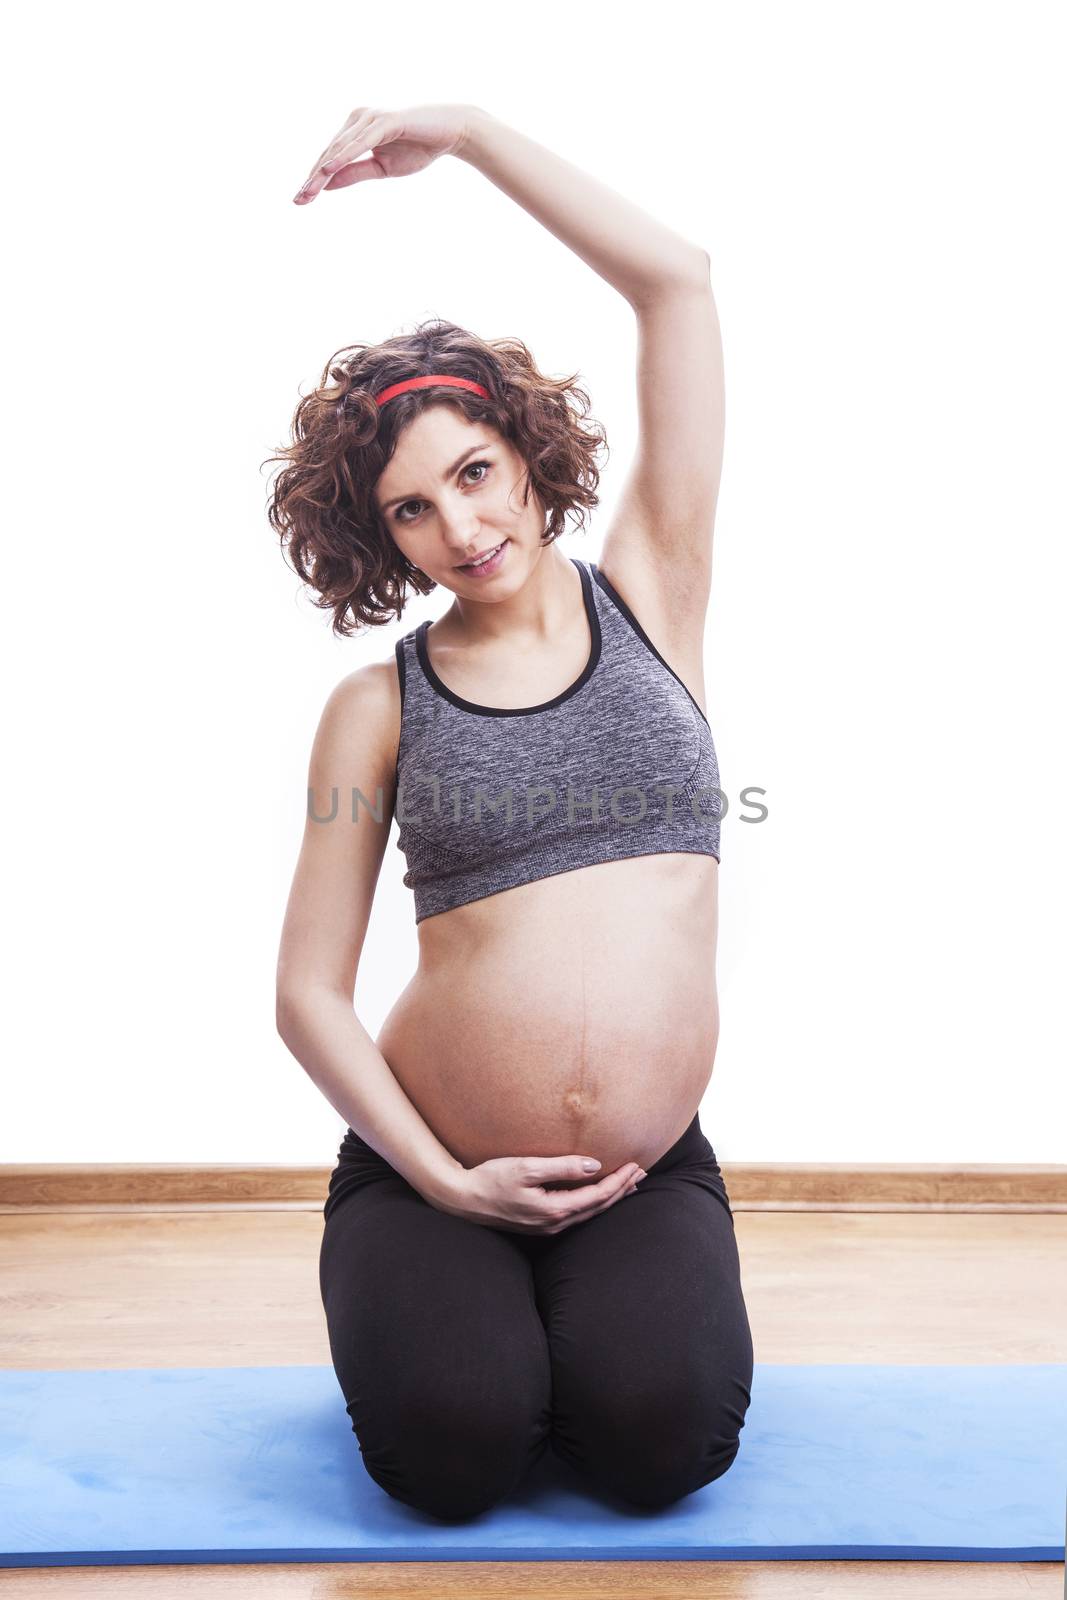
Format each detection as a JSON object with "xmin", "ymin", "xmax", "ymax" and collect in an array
[{"xmin": 374, "ymin": 406, "xmax": 545, "ymax": 594}]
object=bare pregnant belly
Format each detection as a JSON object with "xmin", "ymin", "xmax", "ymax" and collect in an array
[{"xmin": 375, "ymin": 854, "xmax": 720, "ymax": 1177}]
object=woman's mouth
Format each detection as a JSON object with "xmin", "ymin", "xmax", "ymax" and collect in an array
[{"xmin": 457, "ymin": 540, "xmax": 508, "ymax": 578}]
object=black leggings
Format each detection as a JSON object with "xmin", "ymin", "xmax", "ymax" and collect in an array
[{"xmin": 319, "ymin": 1112, "xmax": 753, "ymax": 1521}]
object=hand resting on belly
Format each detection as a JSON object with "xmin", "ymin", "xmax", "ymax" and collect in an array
[{"xmin": 428, "ymin": 1150, "xmax": 649, "ymax": 1235}]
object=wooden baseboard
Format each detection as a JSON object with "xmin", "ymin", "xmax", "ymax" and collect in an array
[{"xmin": 0, "ymin": 1163, "xmax": 1064, "ymax": 1213}]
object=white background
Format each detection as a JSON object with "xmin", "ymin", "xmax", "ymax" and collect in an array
[{"xmin": 4, "ymin": 1, "xmax": 1064, "ymax": 1162}]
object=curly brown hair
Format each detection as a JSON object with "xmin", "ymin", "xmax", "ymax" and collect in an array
[{"xmin": 262, "ymin": 317, "xmax": 609, "ymax": 637}]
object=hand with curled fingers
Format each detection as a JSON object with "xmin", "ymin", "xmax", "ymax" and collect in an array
[
  {"xmin": 430, "ymin": 1154, "xmax": 648, "ymax": 1236},
  {"xmin": 293, "ymin": 102, "xmax": 478, "ymax": 205}
]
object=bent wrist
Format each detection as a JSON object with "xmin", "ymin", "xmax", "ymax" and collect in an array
[
  {"xmin": 421, "ymin": 1158, "xmax": 471, "ymax": 1215},
  {"xmin": 454, "ymin": 105, "xmax": 493, "ymax": 164}
]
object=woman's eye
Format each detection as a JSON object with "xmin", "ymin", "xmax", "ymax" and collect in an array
[{"xmin": 396, "ymin": 461, "xmax": 491, "ymax": 522}]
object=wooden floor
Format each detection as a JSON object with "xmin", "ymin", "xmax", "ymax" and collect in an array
[{"xmin": 1, "ymin": 1204, "xmax": 1063, "ymax": 1598}]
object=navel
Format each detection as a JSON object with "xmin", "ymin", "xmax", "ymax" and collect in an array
[{"xmin": 561, "ymin": 1084, "xmax": 596, "ymax": 1117}]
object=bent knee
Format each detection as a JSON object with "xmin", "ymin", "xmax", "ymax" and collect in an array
[
  {"xmin": 559, "ymin": 1383, "xmax": 747, "ymax": 1510},
  {"xmin": 354, "ymin": 1401, "xmax": 547, "ymax": 1521},
  {"xmin": 369, "ymin": 1462, "xmax": 510, "ymax": 1521},
  {"xmin": 611, "ymin": 1433, "xmax": 742, "ymax": 1509}
]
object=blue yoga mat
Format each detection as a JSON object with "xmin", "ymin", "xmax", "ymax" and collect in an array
[{"xmin": 0, "ymin": 1364, "xmax": 1063, "ymax": 1566}]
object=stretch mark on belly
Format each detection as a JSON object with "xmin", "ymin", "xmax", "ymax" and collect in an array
[{"xmin": 561, "ymin": 887, "xmax": 591, "ymax": 1120}]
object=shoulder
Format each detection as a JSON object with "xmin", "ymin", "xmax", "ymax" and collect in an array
[
  {"xmin": 326, "ymin": 656, "xmax": 401, "ymax": 714},
  {"xmin": 313, "ymin": 658, "xmax": 402, "ymax": 792}
]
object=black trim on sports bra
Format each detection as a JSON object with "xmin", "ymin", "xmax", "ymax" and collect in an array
[
  {"xmin": 394, "ymin": 635, "xmax": 406, "ymax": 711},
  {"xmin": 413, "ymin": 557, "xmax": 603, "ymax": 718},
  {"xmin": 590, "ymin": 562, "xmax": 711, "ymax": 729}
]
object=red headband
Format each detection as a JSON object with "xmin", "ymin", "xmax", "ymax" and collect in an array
[{"xmin": 373, "ymin": 375, "xmax": 490, "ymax": 407}]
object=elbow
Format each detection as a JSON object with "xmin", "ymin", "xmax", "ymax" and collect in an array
[
  {"xmin": 276, "ymin": 956, "xmax": 310, "ymax": 1036},
  {"xmin": 276, "ymin": 978, "xmax": 351, "ymax": 1038},
  {"xmin": 275, "ymin": 985, "xmax": 304, "ymax": 1040},
  {"xmin": 691, "ymin": 248, "xmax": 713, "ymax": 286}
]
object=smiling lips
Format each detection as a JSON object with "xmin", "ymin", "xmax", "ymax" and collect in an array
[{"xmin": 457, "ymin": 540, "xmax": 507, "ymax": 572}]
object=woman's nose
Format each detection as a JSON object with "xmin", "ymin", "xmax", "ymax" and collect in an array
[{"xmin": 440, "ymin": 509, "xmax": 482, "ymax": 549}]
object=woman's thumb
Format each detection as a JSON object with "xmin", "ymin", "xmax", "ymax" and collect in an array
[{"xmin": 527, "ymin": 1156, "xmax": 602, "ymax": 1185}]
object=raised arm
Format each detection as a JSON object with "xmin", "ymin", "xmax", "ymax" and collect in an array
[{"xmin": 455, "ymin": 108, "xmax": 723, "ymax": 675}]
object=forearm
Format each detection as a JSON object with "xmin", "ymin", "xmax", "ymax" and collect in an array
[
  {"xmin": 456, "ymin": 106, "xmax": 709, "ymax": 308},
  {"xmin": 276, "ymin": 987, "xmax": 466, "ymax": 1209}
]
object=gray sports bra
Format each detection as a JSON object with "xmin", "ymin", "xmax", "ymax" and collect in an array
[{"xmin": 392, "ymin": 557, "xmax": 721, "ymax": 923}]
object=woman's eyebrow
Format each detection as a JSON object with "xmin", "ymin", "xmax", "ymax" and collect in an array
[{"xmin": 379, "ymin": 444, "xmax": 493, "ymax": 513}]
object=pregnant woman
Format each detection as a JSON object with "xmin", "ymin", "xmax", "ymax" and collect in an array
[{"xmin": 272, "ymin": 103, "xmax": 754, "ymax": 1520}]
